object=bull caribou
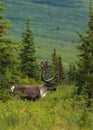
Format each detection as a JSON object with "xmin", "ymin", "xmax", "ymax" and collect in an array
[{"xmin": 11, "ymin": 60, "xmax": 59, "ymax": 101}]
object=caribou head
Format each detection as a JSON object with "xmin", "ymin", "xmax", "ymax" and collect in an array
[{"xmin": 11, "ymin": 60, "xmax": 59, "ymax": 101}]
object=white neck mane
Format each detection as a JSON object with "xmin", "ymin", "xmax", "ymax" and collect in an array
[{"xmin": 39, "ymin": 86, "xmax": 48, "ymax": 97}]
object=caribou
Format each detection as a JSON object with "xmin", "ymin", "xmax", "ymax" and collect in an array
[{"xmin": 11, "ymin": 60, "xmax": 59, "ymax": 101}]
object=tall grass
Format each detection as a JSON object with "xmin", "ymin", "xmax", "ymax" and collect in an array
[{"xmin": 0, "ymin": 84, "xmax": 93, "ymax": 130}]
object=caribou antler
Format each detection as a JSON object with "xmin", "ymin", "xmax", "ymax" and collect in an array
[
  {"xmin": 11, "ymin": 60, "xmax": 59, "ymax": 101},
  {"xmin": 40, "ymin": 60, "xmax": 58, "ymax": 83},
  {"xmin": 40, "ymin": 60, "xmax": 50, "ymax": 70}
]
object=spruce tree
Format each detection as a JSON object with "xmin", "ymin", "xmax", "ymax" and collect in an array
[
  {"xmin": 51, "ymin": 49, "xmax": 64, "ymax": 84},
  {"xmin": 68, "ymin": 64, "xmax": 77, "ymax": 84},
  {"xmin": 0, "ymin": 3, "xmax": 9, "ymax": 40},
  {"xmin": 0, "ymin": 3, "xmax": 19, "ymax": 90},
  {"xmin": 51, "ymin": 48, "xmax": 58, "ymax": 74},
  {"xmin": 76, "ymin": 0, "xmax": 93, "ymax": 106},
  {"xmin": 20, "ymin": 17, "xmax": 38, "ymax": 79},
  {"xmin": 57, "ymin": 55, "xmax": 65, "ymax": 84}
]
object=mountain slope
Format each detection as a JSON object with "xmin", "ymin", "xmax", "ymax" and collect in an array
[
  {"xmin": 3, "ymin": 0, "xmax": 89, "ymax": 43},
  {"xmin": 2, "ymin": 0, "xmax": 90, "ymax": 64}
]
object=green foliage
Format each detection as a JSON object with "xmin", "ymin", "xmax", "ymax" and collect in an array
[
  {"xmin": 0, "ymin": 3, "xmax": 20, "ymax": 89},
  {"xmin": 51, "ymin": 48, "xmax": 65, "ymax": 84},
  {"xmin": 18, "ymin": 76, "xmax": 39, "ymax": 86},
  {"xmin": 57, "ymin": 55, "xmax": 65, "ymax": 84},
  {"xmin": 0, "ymin": 88, "xmax": 13, "ymax": 102},
  {"xmin": 0, "ymin": 3, "xmax": 9, "ymax": 37},
  {"xmin": 20, "ymin": 17, "xmax": 39, "ymax": 79},
  {"xmin": 76, "ymin": 1, "xmax": 93, "ymax": 100},
  {"xmin": 0, "ymin": 85, "xmax": 93, "ymax": 130},
  {"xmin": 67, "ymin": 64, "xmax": 77, "ymax": 84},
  {"xmin": 51, "ymin": 48, "xmax": 58, "ymax": 73},
  {"xmin": 0, "ymin": 3, "xmax": 22, "ymax": 102}
]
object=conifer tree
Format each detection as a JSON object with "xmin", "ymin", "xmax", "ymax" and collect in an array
[
  {"xmin": 0, "ymin": 3, "xmax": 9, "ymax": 40},
  {"xmin": 51, "ymin": 48, "xmax": 58, "ymax": 74},
  {"xmin": 20, "ymin": 17, "xmax": 38, "ymax": 79},
  {"xmin": 68, "ymin": 64, "xmax": 77, "ymax": 84},
  {"xmin": 0, "ymin": 3, "xmax": 19, "ymax": 88},
  {"xmin": 51, "ymin": 49, "xmax": 64, "ymax": 84},
  {"xmin": 57, "ymin": 55, "xmax": 65, "ymax": 84},
  {"xmin": 76, "ymin": 0, "xmax": 93, "ymax": 106}
]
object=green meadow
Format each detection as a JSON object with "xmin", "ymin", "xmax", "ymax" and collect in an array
[
  {"xmin": 35, "ymin": 38, "xmax": 78, "ymax": 66},
  {"xmin": 0, "ymin": 85, "xmax": 93, "ymax": 130}
]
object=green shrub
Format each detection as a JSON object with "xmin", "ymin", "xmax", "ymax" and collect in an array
[{"xmin": 0, "ymin": 85, "xmax": 93, "ymax": 130}]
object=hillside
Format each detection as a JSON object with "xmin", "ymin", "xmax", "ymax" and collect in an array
[
  {"xmin": 4, "ymin": 0, "xmax": 89, "ymax": 42},
  {"xmin": 3, "ymin": 0, "xmax": 90, "ymax": 64}
]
